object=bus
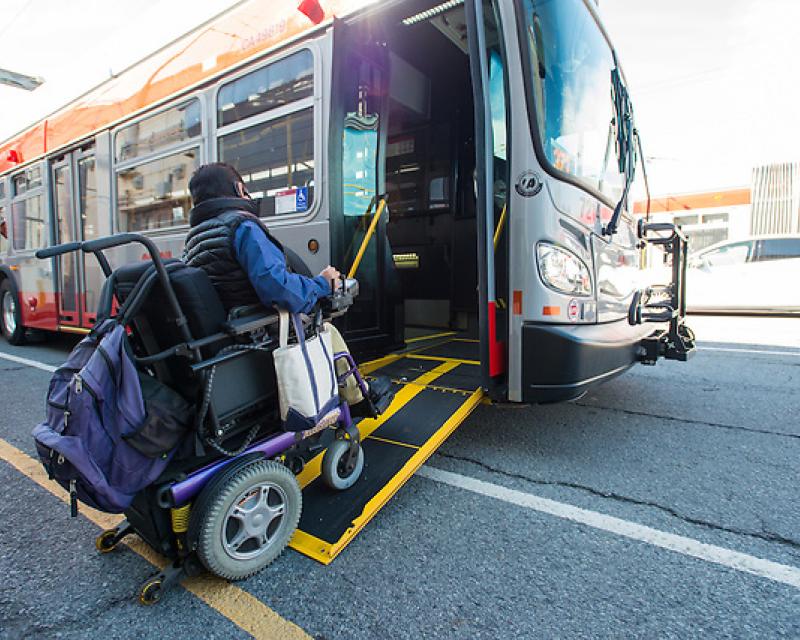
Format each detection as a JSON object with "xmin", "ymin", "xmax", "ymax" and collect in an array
[{"xmin": 0, "ymin": 0, "xmax": 693, "ymax": 406}]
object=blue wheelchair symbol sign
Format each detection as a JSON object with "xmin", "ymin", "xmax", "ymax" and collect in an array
[{"xmin": 296, "ymin": 187, "xmax": 308, "ymax": 212}]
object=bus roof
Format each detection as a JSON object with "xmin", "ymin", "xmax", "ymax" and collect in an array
[{"xmin": 0, "ymin": 0, "xmax": 374, "ymax": 175}]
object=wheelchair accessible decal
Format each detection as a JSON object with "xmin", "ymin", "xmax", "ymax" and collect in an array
[
  {"xmin": 515, "ymin": 171, "xmax": 543, "ymax": 197},
  {"xmin": 275, "ymin": 186, "xmax": 309, "ymax": 215}
]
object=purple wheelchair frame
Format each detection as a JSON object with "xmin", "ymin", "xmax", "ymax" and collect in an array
[{"xmin": 165, "ymin": 351, "xmax": 368, "ymax": 507}]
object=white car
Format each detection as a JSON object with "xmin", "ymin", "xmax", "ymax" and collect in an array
[{"xmin": 685, "ymin": 235, "xmax": 800, "ymax": 313}]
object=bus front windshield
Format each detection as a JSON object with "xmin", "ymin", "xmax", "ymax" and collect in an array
[{"xmin": 519, "ymin": 0, "xmax": 625, "ymax": 203}]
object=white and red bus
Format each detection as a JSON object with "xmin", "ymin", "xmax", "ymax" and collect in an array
[{"xmin": 0, "ymin": 0, "xmax": 692, "ymax": 402}]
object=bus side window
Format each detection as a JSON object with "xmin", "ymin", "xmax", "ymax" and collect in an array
[
  {"xmin": 114, "ymin": 99, "xmax": 203, "ymax": 233},
  {"xmin": 10, "ymin": 167, "xmax": 46, "ymax": 252},
  {"xmin": 116, "ymin": 149, "xmax": 199, "ymax": 232},
  {"xmin": 0, "ymin": 177, "xmax": 7, "ymax": 254},
  {"xmin": 216, "ymin": 49, "xmax": 316, "ymax": 219},
  {"xmin": 0, "ymin": 205, "xmax": 7, "ymax": 255}
]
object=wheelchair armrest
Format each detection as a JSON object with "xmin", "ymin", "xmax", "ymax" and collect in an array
[
  {"xmin": 222, "ymin": 310, "xmax": 280, "ymax": 336},
  {"xmin": 227, "ymin": 303, "xmax": 270, "ymax": 320}
]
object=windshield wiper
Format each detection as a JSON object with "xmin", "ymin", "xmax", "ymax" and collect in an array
[{"xmin": 604, "ymin": 54, "xmax": 637, "ymax": 237}]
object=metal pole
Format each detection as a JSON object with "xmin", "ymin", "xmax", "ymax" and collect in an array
[{"xmin": 0, "ymin": 68, "xmax": 44, "ymax": 91}]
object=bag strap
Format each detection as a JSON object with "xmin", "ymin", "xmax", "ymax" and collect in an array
[
  {"xmin": 278, "ymin": 309, "xmax": 289, "ymax": 348},
  {"xmin": 318, "ymin": 324, "xmax": 337, "ymax": 399},
  {"xmin": 292, "ymin": 312, "xmax": 321, "ymax": 413},
  {"xmin": 277, "ymin": 310, "xmax": 321, "ymax": 414}
]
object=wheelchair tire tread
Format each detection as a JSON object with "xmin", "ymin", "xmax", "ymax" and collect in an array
[{"xmin": 195, "ymin": 459, "xmax": 302, "ymax": 580}]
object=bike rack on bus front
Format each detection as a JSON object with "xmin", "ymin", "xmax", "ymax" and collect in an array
[{"xmin": 629, "ymin": 220, "xmax": 696, "ymax": 364}]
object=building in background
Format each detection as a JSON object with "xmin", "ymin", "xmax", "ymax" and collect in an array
[
  {"xmin": 750, "ymin": 162, "xmax": 800, "ymax": 235},
  {"xmin": 635, "ymin": 161, "xmax": 800, "ymax": 253},
  {"xmin": 635, "ymin": 187, "xmax": 751, "ymax": 253}
]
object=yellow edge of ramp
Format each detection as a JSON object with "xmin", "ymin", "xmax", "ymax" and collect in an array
[
  {"xmin": 404, "ymin": 331, "xmax": 458, "ymax": 344},
  {"xmin": 292, "ymin": 361, "xmax": 460, "ymax": 490},
  {"xmin": 358, "ymin": 335, "xmax": 477, "ymax": 375},
  {"xmin": 289, "ymin": 386, "xmax": 484, "ymax": 564}
]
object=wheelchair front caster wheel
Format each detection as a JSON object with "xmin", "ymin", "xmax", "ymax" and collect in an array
[
  {"xmin": 138, "ymin": 578, "xmax": 163, "ymax": 606},
  {"xmin": 321, "ymin": 438, "xmax": 364, "ymax": 491},
  {"xmin": 95, "ymin": 521, "xmax": 133, "ymax": 553},
  {"xmin": 96, "ymin": 529, "xmax": 119, "ymax": 554}
]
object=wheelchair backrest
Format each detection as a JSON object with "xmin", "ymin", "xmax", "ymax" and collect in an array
[{"xmin": 114, "ymin": 260, "xmax": 229, "ymax": 396}]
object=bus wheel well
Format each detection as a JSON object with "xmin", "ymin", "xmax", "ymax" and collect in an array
[{"xmin": 0, "ymin": 274, "xmax": 27, "ymax": 345}]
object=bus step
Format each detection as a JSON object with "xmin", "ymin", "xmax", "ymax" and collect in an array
[{"xmin": 289, "ymin": 350, "xmax": 483, "ymax": 564}]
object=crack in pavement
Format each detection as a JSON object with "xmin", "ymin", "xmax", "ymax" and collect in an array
[
  {"xmin": 3, "ymin": 585, "xmax": 147, "ymax": 638},
  {"xmin": 576, "ymin": 402, "xmax": 800, "ymax": 441},
  {"xmin": 434, "ymin": 451, "xmax": 800, "ymax": 552}
]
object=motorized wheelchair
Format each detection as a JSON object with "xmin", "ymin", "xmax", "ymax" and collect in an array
[{"xmin": 37, "ymin": 233, "xmax": 376, "ymax": 604}]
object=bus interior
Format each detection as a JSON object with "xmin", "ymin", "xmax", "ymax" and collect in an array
[
  {"xmin": 385, "ymin": 5, "xmax": 479, "ymax": 334},
  {"xmin": 335, "ymin": 1, "xmax": 501, "ymax": 360}
]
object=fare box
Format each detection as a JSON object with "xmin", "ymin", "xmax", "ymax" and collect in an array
[{"xmin": 275, "ymin": 187, "xmax": 309, "ymax": 215}]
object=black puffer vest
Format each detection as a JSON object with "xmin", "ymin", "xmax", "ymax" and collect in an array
[{"xmin": 183, "ymin": 197, "xmax": 286, "ymax": 311}]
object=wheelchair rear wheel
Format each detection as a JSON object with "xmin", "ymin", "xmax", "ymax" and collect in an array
[{"xmin": 194, "ymin": 460, "xmax": 302, "ymax": 580}]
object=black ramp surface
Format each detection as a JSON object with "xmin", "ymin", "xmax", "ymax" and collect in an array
[
  {"xmin": 428, "ymin": 365, "xmax": 482, "ymax": 391},
  {"xmin": 372, "ymin": 357, "xmax": 440, "ymax": 380},
  {"xmin": 299, "ymin": 439, "xmax": 414, "ymax": 543},
  {"xmin": 371, "ymin": 389, "xmax": 467, "ymax": 446},
  {"xmin": 416, "ymin": 340, "xmax": 479, "ymax": 361}
]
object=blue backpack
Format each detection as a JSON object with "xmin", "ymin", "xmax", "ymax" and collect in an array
[{"xmin": 32, "ymin": 319, "xmax": 192, "ymax": 514}]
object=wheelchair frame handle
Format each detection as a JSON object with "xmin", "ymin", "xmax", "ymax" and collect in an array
[
  {"xmin": 36, "ymin": 232, "xmax": 195, "ymax": 351},
  {"xmin": 35, "ymin": 242, "xmax": 83, "ymax": 259}
]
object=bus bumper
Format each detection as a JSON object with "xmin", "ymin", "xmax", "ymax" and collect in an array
[{"xmin": 521, "ymin": 319, "xmax": 657, "ymax": 403}]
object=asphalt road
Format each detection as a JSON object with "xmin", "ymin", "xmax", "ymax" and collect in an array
[{"xmin": 1, "ymin": 316, "xmax": 798, "ymax": 639}]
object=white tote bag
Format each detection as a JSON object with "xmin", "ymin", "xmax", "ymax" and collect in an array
[{"xmin": 272, "ymin": 311, "xmax": 338, "ymax": 430}]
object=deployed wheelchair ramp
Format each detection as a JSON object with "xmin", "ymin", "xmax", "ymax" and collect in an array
[{"xmin": 290, "ymin": 336, "xmax": 483, "ymax": 564}]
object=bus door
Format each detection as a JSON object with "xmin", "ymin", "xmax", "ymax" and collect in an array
[
  {"xmin": 50, "ymin": 145, "xmax": 98, "ymax": 330},
  {"xmin": 465, "ymin": 0, "xmax": 510, "ymax": 397},
  {"xmin": 329, "ymin": 20, "xmax": 402, "ymax": 357}
]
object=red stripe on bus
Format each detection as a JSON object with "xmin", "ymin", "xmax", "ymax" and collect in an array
[{"xmin": 487, "ymin": 301, "xmax": 506, "ymax": 378}]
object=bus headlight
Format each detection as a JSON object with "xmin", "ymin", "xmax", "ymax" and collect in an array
[{"xmin": 536, "ymin": 243, "xmax": 592, "ymax": 296}]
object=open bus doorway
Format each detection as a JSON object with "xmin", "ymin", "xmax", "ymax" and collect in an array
[
  {"xmin": 384, "ymin": 8, "xmax": 479, "ymax": 337},
  {"xmin": 333, "ymin": 1, "xmax": 508, "ymax": 377}
]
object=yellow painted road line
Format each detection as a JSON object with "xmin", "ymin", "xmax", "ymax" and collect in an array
[
  {"xmin": 0, "ymin": 438, "xmax": 310, "ymax": 640},
  {"xmin": 404, "ymin": 331, "xmax": 458, "ymax": 344}
]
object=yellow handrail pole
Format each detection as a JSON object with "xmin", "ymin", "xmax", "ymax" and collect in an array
[
  {"xmin": 342, "ymin": 196, "xmax": 375, "ymax": 263},
  {"xmin": 348, "ymin": 198, "xmax": 387, "ymax": 279},
  {"xmin": 493, "ymin": 203, "xmax": 507, "ymax": 250}
]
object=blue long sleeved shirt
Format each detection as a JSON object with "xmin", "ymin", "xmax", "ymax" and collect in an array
[{"xmin": 233, "ymin": 221, "xmax": 331, "ymax": 314}]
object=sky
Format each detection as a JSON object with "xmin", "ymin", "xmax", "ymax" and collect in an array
[
  {"xmin": 1, "ymin": 0, "xmax": 799, "ymax": 195},
  {"xmin": 599, "ymin": 0, "xmax": 800, "ymax": 194}
]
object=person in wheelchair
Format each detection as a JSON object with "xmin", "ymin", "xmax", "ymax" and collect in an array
[{"xmin": 183, "ymin": 162, "xmax": 392, "ymax": 417}]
